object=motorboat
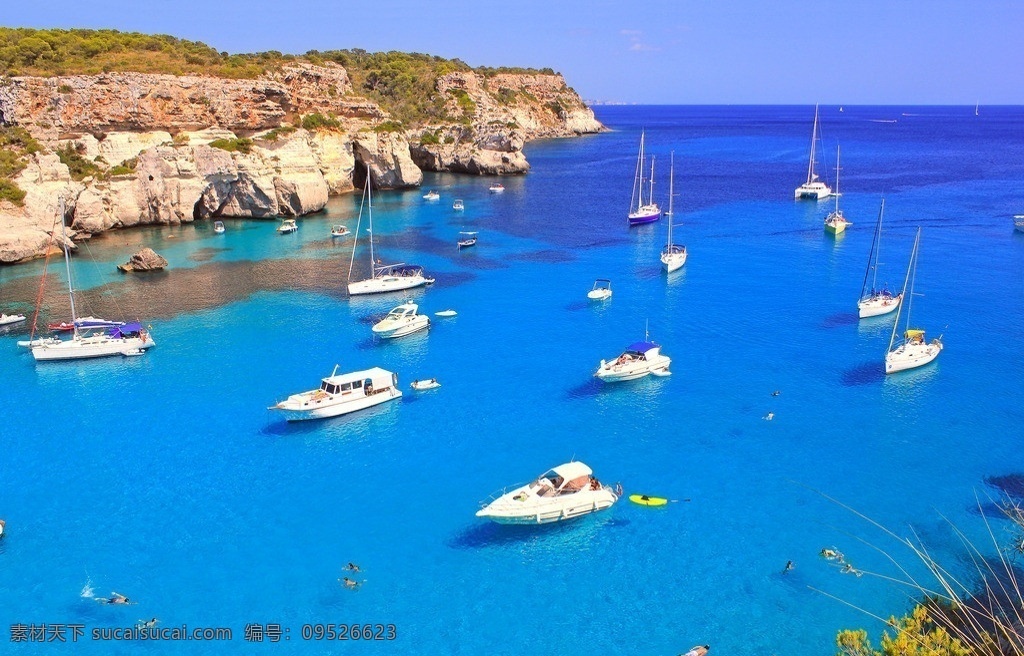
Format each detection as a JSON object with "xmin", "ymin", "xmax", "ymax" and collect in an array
[
  {"xmin": 435, "ymin": 310, "xmax": 457, "ymax": 317},
  {"xmin": 661, "ymin": 152, "xmax": 687, "ymax": 272},
  {"xmin": 488, "ymin": 183, "xmax": 505, "ymax": 193},
  {"xmin": 213, "ymin": 221, "xmax": 225, "ymax": 234},
  {"xmin": 371, "ymin": 302, "xmax": 430, "ymax": 338},
  {"xmin": 423, "ymin": 190, "xmax": 440, "ymax": 201},
  {"xmin": 628, "ymin": 130, "xmax": 661, "ymax": 225},
  {"xmin": 0, "ymin": 313, "xmax": 26, "ymax": 326},
  {"xmin": 858, "ymin": 200, "xmax": 902, "ymax": 318},
  {"xmin": 885, "ymin": 228, "xmax": 942, "ymax": 374},
  {"xmin": 457, "ymin": 231, "xmax": 478, "ymax": 250},
  {"xmin": 476, "ymin": 461, "xmax": 620, "ymax": 525},
  {"xmin": 346, "ymin": 178, "xmax": 433, "ymax": 296},
  {"xmin": 453, "ymin": 199, "xmax": 465, "ymax": 211},
  {"xmin": 595, "ymin": 339, "xmax": 671, "ymax": 382},
  {"xmin": 331, "ymin": 225, "xmax": 350, "ymax": 237},
  {"xmin": 277, "ymin": 219, "xmax": 298, "ymax": 234},
  {"xmin": 823, "ymin": 146, "xmax": 851, "ymax": 234},
  {"xmin": 269, "ymin": 365, "xmax": 402, "ymax": 421},
  {"xmin": 411, "ymin": 379, "xmax": 441, "ymax": 391},
  {"xmin": 795, "ymin": 104, "xmax": 832, "ymax": 200},
  {"xmin": 587, "ymin": 279, "xmax": 612, "ymax": 301},
  {"xmin": 1015, "ymin": 215, "xmax": 1024, "ymax": 233}
]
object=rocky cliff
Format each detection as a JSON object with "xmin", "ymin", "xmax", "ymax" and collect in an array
[{"xmin": 0, "ymin": 62, "xmax": 602, "ymax": 263}]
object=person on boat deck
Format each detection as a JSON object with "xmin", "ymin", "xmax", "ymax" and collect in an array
[{"xmin": 590, "ymin": 478, "xmax": 601, "ymax": 491}]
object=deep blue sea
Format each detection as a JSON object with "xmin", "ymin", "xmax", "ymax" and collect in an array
[{"xmin": 2, "ymin": 105, "xmax": 1023, "ymax": 655}]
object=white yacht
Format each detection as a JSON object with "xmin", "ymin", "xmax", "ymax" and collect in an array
[
  {"xmin": 628, "ymin": 130, "xmax": 661, "ymax": 225},
  {"xmin": 858, "ymin": 200, "xmax": 902, "ymax": 318},
  {"xmin": 331, "ymin": 224, "xmax": 350, "ymax": 237},
  {"xmin": 795, "ymin": 104, "xmax": 832, "ymax": 200},
  {"xmin": 1014, "ymin": 215, "xmax": 1024, "ymax": 233},
  {"xmin": 476, "ymin": 461, "xmax": 620, "ymax": 525},
  {"xmin": 277, "ymin": 219, "xmax": 298, "ymax": 234},
  {"xmin": 423, "ymin": 190, "xmax": 440, "ymax": 201},
  {"xmin": 371, "ymin": 302, "xmax": 430, "ymax": 338},
  {"xmin": 269, "ymin": 365, "xmax": 402, "ymax": 421},
  {"xmin": 595, "ymin": 339, "xmax": 671, "ymax": 382},
  {"xmin": 213, "ymin": 221, "xmax": 225, "ymax": 234},
  {"xmin": 823, "ymin": 146, "xmax": 851, "ymax": 234},
  {"xmin": 661, "ymin": 152, "xmax": 687, "ymax": 272},
  {"xmin": 488, "ymin": 183, "xmax": 505, "ymax": 193},
  {"xmin": 0, "ymin": 313, "xmax": 26, "ymax": 326},
  {"xmin": 587, "ymin": 279, "xmax": 612, "ymax": 301},
  {"xmin": 453, "ymin": 199, "xmax": 465, "ymax": 211},
  {"xmin": 885, "ymin": 229, "xmax": 943, "ymax": 374}
]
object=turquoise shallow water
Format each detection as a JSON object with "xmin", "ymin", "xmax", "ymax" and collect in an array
[{"xmin": 1, "ymin": 106, "xmax": 1023, "ymax": 654}]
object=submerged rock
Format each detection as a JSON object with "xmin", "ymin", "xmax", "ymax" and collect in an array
[{"xmin": 118, "ymin": 247, "xmax": 168, "ymax": 273}]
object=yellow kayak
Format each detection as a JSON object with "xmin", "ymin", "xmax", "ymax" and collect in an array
[{"xmin": 629, "ymin": 494, "xmax": 668, "ymax": 507}]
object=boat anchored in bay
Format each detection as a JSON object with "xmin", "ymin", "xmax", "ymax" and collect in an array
[
  {"xmin": 661, "ymin": 152, "xmax": 686, "ymax": 272},
  {"xmin": 857, "ymin": 200, "xmax": 901, "ymax": 318},
  {"xmin": 795, "ymin": 104, "xmax": 832, "ymax": 200},
  {"xmin": 476, "ymin": 461, "xmax": 620, "ymax": 525},
  {"xmin": 628, "ymin": 130, "xmax": 660, "ymax": 226},
  {"xmin": 823, "ymin": 146, "xmax": 851, "ymax": 235},
  {"xmin": 371, "ymin": 302, "xmax": 430, "ymax": 339},
  {"xmin": 595, "ymin": 330, "xmax": 671, "ymax": 382},
  {"xmin": 269, "ymin": 365, "xmax": 402, "ymax": 421},
  {"xmin": 885, "ymin": 228, "xmax": 942, "ymax": 374}
]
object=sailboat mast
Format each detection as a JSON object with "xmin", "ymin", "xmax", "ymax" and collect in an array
[
  {"xmin": 630, "ymin": 131, "xmax": 644, "ymax": 214},
  {"xmin": 648, "ymin": 156, "xmax": 656, "ymax": 206},
  {"xmin": 346, "ymin": 183, "xmax": 367, "ymax": 283},
  {"xmin": 667, "ymin": 152, "xmax": 674, "ymax": 247},
  {"xmin": 860, "ymin": 200, "xmax": 883, "ymax": 298},
  {"xmin": 834, "ymin": 145, "xmax": 841, "ymax": 212},
  {"xmin": 57, "ymin": 197, "xmax": 80, "ymax": 337},
  {"xmin": 887, "ymin": 228, "xmax": 919, "ymax": 352},
  {"xmin": 367, "ymin": 174, "xmax": 375, "ymax": 271},
  {"xmin": 806, "ymin": 104, "xmax": 819, "ymax": 184},
  {"xmin": 905, "ymin": 228, "xmax": 921, "ymax": 333}
]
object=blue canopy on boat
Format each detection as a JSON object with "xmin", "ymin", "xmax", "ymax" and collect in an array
[
  {"xmin": 627, "ymin": 341, "xmax": 658, "ymax": 353},
  {"xmin": 108, "ymin": 322, "xmax": 143, "ymax": 338}
]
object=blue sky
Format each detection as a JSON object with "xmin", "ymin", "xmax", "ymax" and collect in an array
[{"xmin": 3, "ymin": 0, "xmax": 1021, "ymax": 104}]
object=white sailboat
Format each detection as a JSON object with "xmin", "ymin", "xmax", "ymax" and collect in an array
[
  {"xmin": 885, "ymin": 228, "xmax": 942, "ymax": 374},
  {"xmin": 660, "ymin": 151, "xmax": 686, "ymax": 272},
  {"xmin": 628, "ymin": 130, "xmax": 661, "ymax": 226},
  {"xmin": 794, "ymin": 104, "xmax": 832, "ymax": 200},
  {"xmin": 857, "ymin": 199, "xmax": 902, "ymax": 318},
  {"xmin": 346, "ymin": 176, "xmax": 433, "ymax": 296},
  {"xmin": 823, "ymin": 146, "xmax": 851, "ymax": 234},
  {"xmin": 32, "ymin": 199, "xmax": 155, "ymax": 362}
]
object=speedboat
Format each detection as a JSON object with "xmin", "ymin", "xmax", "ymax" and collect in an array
[
  {"xmin": 453, "ymin": 199, "xmax": 465, "ymax": 211},
  {"xmin": 371, "ymin": 302, "xmax": 430, "ymax": 338},
  {"xmin": 423, "ymin": 190, "xmax": 440, "ymax": 201},
  {"xmin": 213, "ymin": 221, "xmax": 225, "ymax": 234},
  {"xmin": 269, "ymin": 365, "xmax": 402, "ymax": 421},
  {"xmin": 411, "ymin": 379, "xmax": 441, "ymax": 391},
  {"xmin": 595, "ymin": 340, "xmax": 671, "ymax": 382},
  {"xmin": 277, "ymin": 219, "xmax": 298, "ymax": 234},
  {"xmin": 348, "ymin": 264, "xmax": 434, "ymax": 296},
  {"xmin": 331, "ymin": 225, "xmax": 350, "ymax": 238},
  {"xmin": 0, "ymin": 313, "xmax": 26, "ymax": 326},
  {"xmin": 587, "ymin": 279, "xmax": 612, "ymax": 301},
  {"xmin": 457, "ymin": 231, "xmax": 478, "ymax": 250},
  {"xmin": 1015, "ymin": 215, "xmax": 1024, "ymax": 233},
  {"xmin": 476, "ymin": 461, "xmax": 620, "ymax": 525},
  {"xmin": 488, "ymin": 183, "xmax": 505, "ymax": 193}
]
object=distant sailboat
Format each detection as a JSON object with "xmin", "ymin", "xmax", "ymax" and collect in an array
[
  {"xmin": 857, "ymin": 199, "xmax": 902, "ymax": 318},
  {"xmin": 823, "ymin": 146, "xmax": 851, "ymax": 235},
  {"xmin": 628, "ymin": 131, "xmax": 661, "ymax": 226},
  {"xmin": 794, "ymin": 104, "xmax": 832, "ymax": 200},
  {"xmin": 975, "ymin": 102, "xmax": 979, "ymax": 117},
  {"xmin": 660, "ymin": 152, "xmax": 686, "ymax": 272},
  {"xmin": 885, "ymin": 228, "xmax": 942, "ymax": 374}
]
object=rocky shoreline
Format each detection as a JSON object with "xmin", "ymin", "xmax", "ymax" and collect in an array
[{"xmin": 0, "ymin": 63, "xmax": 603, "ymax": 264}]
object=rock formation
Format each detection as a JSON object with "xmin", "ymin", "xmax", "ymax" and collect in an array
[{"xmin": 117, "ymin": 247, "xmax": 168, "ymax": 272}]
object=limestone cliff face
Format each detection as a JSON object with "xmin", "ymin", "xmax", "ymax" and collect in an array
[{"xmin": 0, "ymin": 62, "xmax": 601, "ymax": 263}]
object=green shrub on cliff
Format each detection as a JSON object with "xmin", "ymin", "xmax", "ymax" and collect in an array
[
  {"xmin": 56, "ymin": 142, "xmax": 102, "ymax": 180},
  {"xmin": 0, "ymin": 126, "xmax": 42, "ymax": 205},
  {"xmin": 373, "ymin": 120, "xmax": 404, "ymax": 134},
  {"xmin": 299, "ymin": 113, "xmax": 341, "ymax": 131},
  {"xmin": 208, "ymin": 138, "xmax": 254, "ymax": 154}
]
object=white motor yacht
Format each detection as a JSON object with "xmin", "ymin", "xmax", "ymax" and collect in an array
[
  {"xmin": 213, "ymin": 221, "xmax": 225, "ymax": 234},
  {"xmin": 595, "ymin": 340, "xmax": 671, "ymax": 382},
  {"xmin": 587, "ymin": 279, "xmax": 612, "ymax": 301},
  {"xmin": 488, "ymin": 183, "xmax": 505, "ymax": 193},
  {"xmin": 371, "ymin": 302, "xmax": 430, "ymax": 338},
  {"xmin": 423, "ymin": 190, "xmax": 440, "ymax": 201},
  {"xmin": 453, "ymin": 199, "xmax": 465, "ymax": 211},
  {"xmin": 269, "ymin": 365, "xmax": 402, "ymax": 421},
  {"xmin": 331, "ymin": 225, "xmax": 350, "ymax": 237},
  {"xmin": 277, "ymin": 219, "xmax": 298, "ymax": 234},
  {"xmin": 476, "ymin": 461, "xmax": 620, "ymax": 525}
]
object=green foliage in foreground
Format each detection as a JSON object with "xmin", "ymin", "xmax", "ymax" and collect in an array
[
  {"xmin": 56, "ymin": 142, "xmax": 101, "ymax": 180},
  {"xmin": 836, "ymin": 605, "xmax": 975, "ymax": 656},
  {"xmin": 0, "ymin": 178, "xmax": 26, "ymax": 204},
  {"xmin": 208, "ymin": 138, "xmax": 253, "ymax": 155},
  {"xmin": 0, "ymin": 126, "xmax": 43, "ymax": 205}
]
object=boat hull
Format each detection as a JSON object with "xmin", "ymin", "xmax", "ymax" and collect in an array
[
  {"xmin": 587, "ymin": 290, "xmax": 612, "ymax": 301},
  {"xmin": 628, "ymin": 209, "xmax": 661, "ymax": 226},
  {"xmin": 32, "ymin": 334, "xmax": 155, "ymax": 361},
  {"xmin": 824, "ymin": 217, "xmax": 849, "ymax": 234},
  {"xmin": 477, "ymin": 490, "xmax": 618, "ymax": 525},
  {"xmin": 661, "ymin": 251, "xmax": 687, "ymax": 272},
  {"xmin": 858, "ymin": 293, "xmax": 902, "ymax": 318},
  {"xmin": 594, "ymin": 355, "xmax": 672, "ymax": 382},
  {"xmin": 794, "ymin": 183, "xmax": 832, "ymax": 200},
  {"xmin": 885, "ymin": 340, "xmax": 943, "ymax": 374},
  {"xmin": 372, "ymin": 316, "xmax": 429, "ymax": 338},
  {"xmin": 348, "ymin": 276, "xmax": 429, "ymax": 296},
  {"xmin": 276, "ymin": 387, "xmax": 402, "ymax": 421}
]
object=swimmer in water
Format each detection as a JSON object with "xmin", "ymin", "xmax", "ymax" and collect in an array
[
  {"xmin": 782, "ymin": 560, "xmax": 794, "ymax": 575},
  {"xmin": 343, "ymin": 562, "xmax": 361, "ymax": 573},
  {"xmin": 763, "ymin": 412, "xmax": 774, "ymax": 421},
  {"xmin": 340, "ymin": 577, "xmax": 361, "ymax": 590}
]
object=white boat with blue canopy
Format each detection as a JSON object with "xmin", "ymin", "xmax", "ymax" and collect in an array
[
  {"xmin": 476, "ymin": 461, "xmax": 620, "ymax": 525},
  {"xmin": 595, "ymin": 339, "xmax": 671, "ymax": 382},
  {"xmin": 269, "ymin": 365, "xmax": 402, "ymax": 421}
]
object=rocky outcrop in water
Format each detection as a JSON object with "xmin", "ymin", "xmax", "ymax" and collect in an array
[{"xmin": 117, "ymin": 247, "xmax": 167, "ymax": 272}]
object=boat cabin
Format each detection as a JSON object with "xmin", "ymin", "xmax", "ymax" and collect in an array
[
  {"xmin": 319, "ymin": 367, "xmax": 398, "ymax": 398},
  {"xmin": 374, "ymin": 263, "xmax": 425, "ymax": 279},
  {"xmin": 617, "ymin": 341, "xmax": 659, "ymax": 363},
  {"xmin": 534, "ymin": 462, "xmax": 594, "ymax": 497}
]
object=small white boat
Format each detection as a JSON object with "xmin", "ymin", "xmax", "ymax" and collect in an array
[
  {"xmin": 457, "ymin": 231, "xmax": 478, "ymax": 250},
  {"xmin": 453, "ymin": 199, "xmax": 465, "ymax": 211},
  {"xmin": 213, "ymin": 221, "xmax": 225, "ymax": 234},
  {"xmin": 423, "ymin": 190, "xmax": 440, "ymax": 201},
  {"xmin": 371, "ymin": 302, "xmax": 430, "ymax": 338},
  {"xmin": 476, "ymin": 461, "xmax": 620, "ymax": 525},
  {"xmin": 885, "ymin": 228, "xmax": 943, "ymax": 374},
  {"xmin": 661, "ymin": 153, "xmax": 687, "ymax": 272},
  {"xmin": 488, "ymin": 183, "xmax": 505, "ymax": 193},
  {"xmin": 595, "ymin": 338, "xmax": 671, "ymax": 382},
  {"xmin": 1014, "ymin": 215, "xmax": 1024, "ymax": 233},
  {"xmin": 331, "ymin": 225, "xmax": 350, "ymax": 238},
  {"xmin": 823, "ymin": 146, "xmax": 851, "ymax": 235},
  {"xmin": 587, "ymin": 279, "xmax": 612, "ymax": 301},
  {"xmin": 434, "ymin": 310, "xmax": 457, "ymax": 317},
  {"xmin": 277, "ymin": 219, "xmax": 298, "ymax": 234},
  {"xmin": 0, "ymin": 313, "xmax": 26, "ymax": 326},
  {"xmin": 17, "ymin": 337, "xmax": 61, "ymax": 348},
  {"xmin": 795, "ymin": 104, "xmax": 832, "ymax": 200},
  {"xmin": 411, "ymin": 379, "xmax": 441, "ymax": 391},
  {"xmin": 858, "ymin": 200, "xmax": 902, "ymax": 318},
  {"xmin": 269, "ymin": 365, "xmax": 402, "ymax": 421}
]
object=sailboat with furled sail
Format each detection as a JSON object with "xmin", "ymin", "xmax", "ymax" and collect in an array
[
  {"xmin": 660, "ymin": 152, "xmax": 686, "ymax": 272},
  {"xmin": 823, "ymin": 146, "xmax": 851, "ymax": 234},
  {"xmin": 857, "ymin": 199, "xmax": 902, "ymax": 318},
  {"xmin": 346, "ymin": 173, "xmax": 433, "ymax": 296},
  {"xmin": 628, "ymin": 130, "xmax": 660, "ymax": 226},
  {"xmin": 794, "ymin": 104, "xmax": 832, "ymax": 200},
  {"xmin": 885, "ymin": 228, "xmax": 942, "ymax": 374}
]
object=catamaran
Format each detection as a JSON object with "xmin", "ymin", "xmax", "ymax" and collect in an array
[
  {"xmin": 31, "ymin": 199, "xmax": 155, "ymax": 362},
  {"xmin": 857, "ymin": 199, "xmax": 902, "ymax": 318},
  {"xmin": 794, "ymin": 104, "xmax": 832, "ymax": 200},
  {"xmin": 628, "ymin": 131, "xmax": 660, "ymax": 226},
  {"xmin": 885, "ymin": 228, "xmax": 942, "ymax": 374},
  {"xmin": 823, "ymin": 146, "xmax": 851, "ymax": 234},
  {"xmin": 346, "ymin": 176, "xmax": 433, "ymax": 296},
  {"xmin": 660, "ymin": 152, "xmax": 686, "ymax": 272}
]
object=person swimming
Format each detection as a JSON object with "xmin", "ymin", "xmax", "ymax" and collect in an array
[
  {"xmin": 840, "ymin": 563, "xmax": 864, "ymax": 577},
  {"xmin": 344, "ymin": 562, "xmax": 361, "ymax": 573},
  {"xmin": 95, "ymin": 592, "xmax": 133, "ymax": 605},
  {"xmin": 820, "ymin": 548, "xmax": 844, "ymax": 561},
  {"xmin": 771, "ymin": 390, "xmax": 781, "ymax": 397},
  {"xmin": 340, "ymin": 577, "xmax": 361, "ymax": 589},
  {"xmin": 137, "ymin": 618, "xmax": 159, "ymax": 629},
  {"xmin": 763, "ymin": 412, "xmax": 775, "ymax": 421},
  {"xmin": 782, "ymin": 560, "xmax": 794, "ymax": 574}
]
